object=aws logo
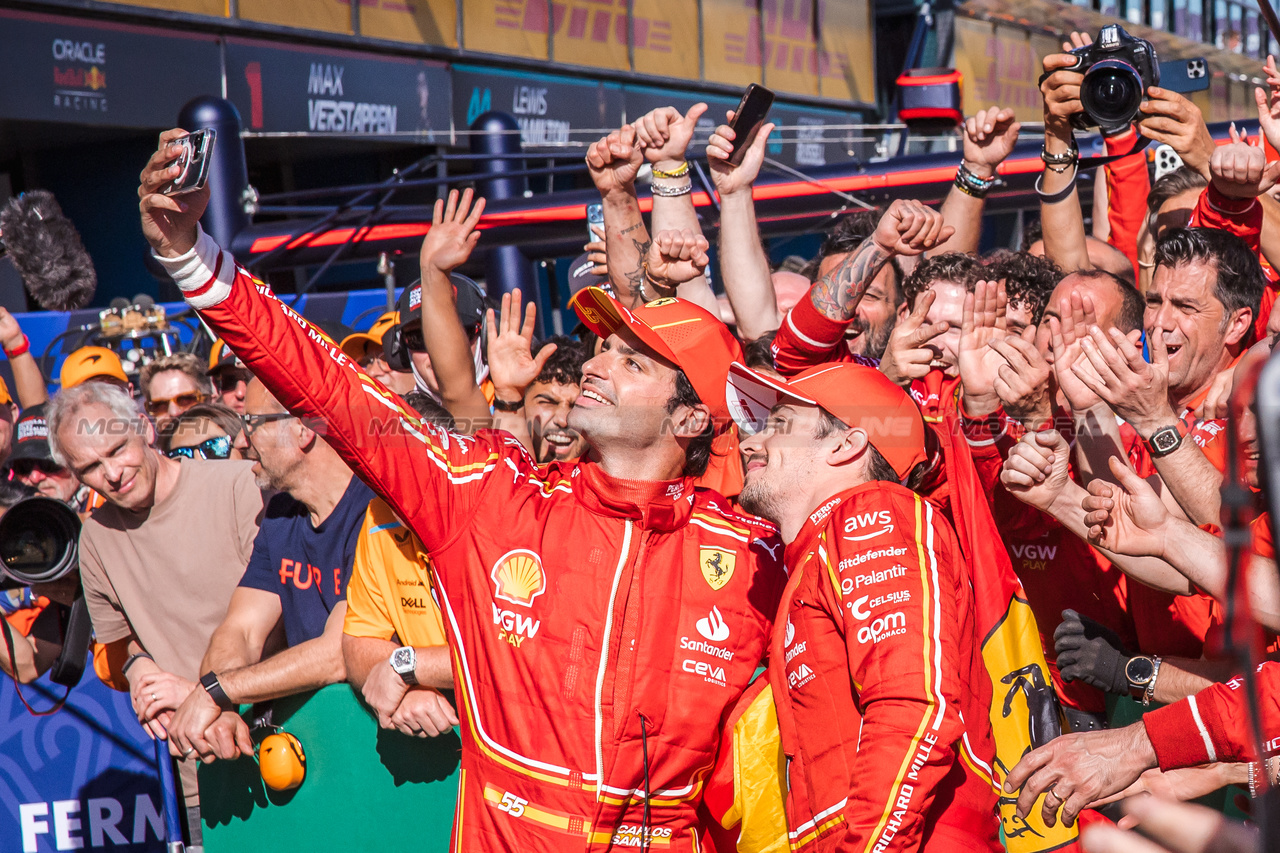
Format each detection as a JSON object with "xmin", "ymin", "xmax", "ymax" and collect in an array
[
  {"xmin": 843, "ymin": 510, "xmax": 893, "ymax": 542},
  {"xmin": 491, "ymin": 549, "xmax": 547, "ymax": 607}
]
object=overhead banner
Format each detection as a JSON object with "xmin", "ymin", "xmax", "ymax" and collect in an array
[
  {"xmin": 238, "ymin": 0, "xmax": 352, "ymax": 34},
  {"xmin": 225, "ymin": 39, "xmax": 452, "ymax": 140},
  {"xmin": 817, "ymin": 0, "xmax": 875, "ymax": 105},
  {"xmin": 632, "ymin": 0, "xmax": 700, "ymax": 80},
  {"xmin": 112, "ymin": 0, "xmax": 227, "ymax": 15},
  {"xmin": 953, "ymin": 17, "xmax": 1062, "ymax": 123},
  {"xmin": 453, "ymin": 65, "xmax": 625, "ymax": 148},
  {"xmin": 360, "ymin": 0, "xmax": 458, "ymax": 47},
  {"xmin": 463, "ymin": 0, "xmax": 549, "ymax": 60},
  {"xmin": 0, "ymin": 8, "xmax": 221, "ymax": 128}
]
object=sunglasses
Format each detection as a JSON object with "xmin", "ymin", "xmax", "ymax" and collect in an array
[
  {"xmin": 9, "ymin": 458, "xmax": 63, "ymax": 478},
  {"xmin": 146, "ymin": 392, "xmax": 206, "ymax": 417},
  {"xmin": 165, "ymin": 435, "xmax": 233, "ymax": 461},
  {"xmin": 240, "ymin": 412, "xmax": 296, "ymax": 436},
  {"xmin": 400, "ymin": 322, "xmax": 481, "ymax": 353},
  {"xmin": 215, "ymin": 369, "xmax": 252, "ymax": 395}
]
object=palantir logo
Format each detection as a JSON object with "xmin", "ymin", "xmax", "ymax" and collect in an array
[{"xmin": 696, "ymin": 606, "xmax": 730, "ymax": 642}]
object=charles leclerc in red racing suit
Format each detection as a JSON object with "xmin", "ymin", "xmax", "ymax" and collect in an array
[{"xmin": 157, "ymin": 227, "xmax": 786, "ymax": 852}]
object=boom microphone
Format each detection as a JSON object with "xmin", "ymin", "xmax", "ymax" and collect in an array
[{"xmin": 0, "ymin": 190, "xmax": 97, "ymax": 310}]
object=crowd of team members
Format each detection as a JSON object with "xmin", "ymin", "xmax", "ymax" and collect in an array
[{"xmin": 0, "ymin": 33, "xmax": 1277, "ymax": 853}]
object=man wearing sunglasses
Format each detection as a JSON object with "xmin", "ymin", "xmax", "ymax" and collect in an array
[
  {"xmin": 140, "ymin": 353, "xmax": 212, "ymax": 433},
  {"xmin": 207, "ymin": 339, "xmax": 252, "ymax": 415},
  {"xmin": 4, "ymin": 404, "xmax": 83, "ymax": 508}
]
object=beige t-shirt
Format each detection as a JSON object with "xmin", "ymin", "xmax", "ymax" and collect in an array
[{"xmin": 80, "ymin": 457, "xmax": 263, "ymax": 678}]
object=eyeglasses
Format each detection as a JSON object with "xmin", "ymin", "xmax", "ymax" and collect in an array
[
  {"xmin": 215, "ymin": 369, "xmax": 252, "ymax": 395},
  {"xmin": 240, "ymin": 412, "xmax": 295, "ymax": 436},
  {"xmin": 400, "ymin": 322, "xmax": 480, "ymax": 353},
  {"xmin": 146, "ymin": 392, "xmax": 206, "ymax": 417},
  {"xmin": 8, "ymin": 458, "xmax": 63, "ymax": 479},
  {"xmin": 165, "ymin": 435, "xmax": 233, "ymax": 461}
]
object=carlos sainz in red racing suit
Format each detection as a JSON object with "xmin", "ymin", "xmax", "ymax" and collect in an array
[{"xmin": 141, "ymin": 176, "xmax": 786, "ymax": 851}]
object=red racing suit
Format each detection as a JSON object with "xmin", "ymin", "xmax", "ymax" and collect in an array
[
  {"xmin": 1144, "ymin": 661, "xmax": 1280, "ymax": 768},
  {"xmin": 162, "ymin": 228, "xmax": 788, "ymax": 852},
  {"xmin": 770, "ymin": 481, "xmax": 1001, "ymax": 852}
]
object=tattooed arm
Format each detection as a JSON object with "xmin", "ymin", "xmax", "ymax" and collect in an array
[
  {"xmin": 586, "ymin": 125, "xmax": 654, "ymax": 309},
  {"xmin": 809, "ymin": 199, "xmax": 954, "ymax": 323}
]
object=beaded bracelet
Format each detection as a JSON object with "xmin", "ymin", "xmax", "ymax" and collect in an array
[
  {"xmin": 651, "ymin": 181, "xmax": 692, "ymax": 198},
  {"xmin": 955, "ymin": 162, "xmax": 995, "ymax": 199}
]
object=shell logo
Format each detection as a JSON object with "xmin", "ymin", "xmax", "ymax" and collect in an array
[{"xmin": 490, "ymin": 549, "xmax": 547, "ymax": 607}]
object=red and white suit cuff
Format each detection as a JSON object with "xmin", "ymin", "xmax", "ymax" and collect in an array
[
  {"xmin": 154, "ymin": 225, "xmax": 236, "ymax": 310},
  {"xmin": 1143, "ymin": 694, "xmax": 1220, "ymax": 769}
]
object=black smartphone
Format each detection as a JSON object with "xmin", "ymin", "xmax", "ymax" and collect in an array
[
  {"xmin": 1157, "ymin": 58, "xmax": 1209, "ymax": 94},
  {"xmin": 727, "ymin": 84, "xmax": 775, "ymax": 166},
  {"xmin": 163, "ymin": 128, "xmax": 216, "ymax": 196}
]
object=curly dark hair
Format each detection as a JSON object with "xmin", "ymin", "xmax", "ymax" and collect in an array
[
  {"xmin": 901, "ymin": 252, "xmax": 983, "ymax": 308},
  {"xmin": 534, "ymin": 336, "xmax": 587, "ymax": 387},
  {"xmin": 983, "ymin": 251, "xmax": 1063, "ymax": 326},
  {"xmin": 1154, "ymin": 227, "xmax": 1265, "ymax": 321}
]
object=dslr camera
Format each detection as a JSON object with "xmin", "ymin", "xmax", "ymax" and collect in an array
[
  {"xmin": 1058, "ymin": 25, "xmax": 1160, "ymax": 134},
  {"xmin": 0, "ymin": 497, "xmax": 81, "ymax": 588}
]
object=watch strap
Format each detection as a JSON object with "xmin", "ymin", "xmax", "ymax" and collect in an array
[
  {"xmin": 1142, "ymin": 656, "xmax": 1163, "ymax": 706},
  {"xmin": 121, "ymin": 652, "xmax": 153, "ymax": 677},
  {"xmin": 200, "ymin": 671, "xmax": 235, "ymax": 711},
  {"xmin": 492, "ymin": 397, "xmax": 525, "ymax": 413},
  {"xmin": 392, "ymin": 646, "xmax": 419, "ymax": 686}
]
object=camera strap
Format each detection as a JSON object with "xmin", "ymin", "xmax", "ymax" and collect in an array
[
  {"xmin": 2, "ymin": 603, "xmax": 70, "ymax": 716},
  {"xmin": 1075, "ymin": 135, "xmax": 1153, "ymax": 171},
  {"xmin": 49, "ymin": 594, "xmax": 91, "ymax": 687}
]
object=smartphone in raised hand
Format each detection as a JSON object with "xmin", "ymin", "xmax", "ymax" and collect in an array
[
  {"xmin": 162, "ymin": 129, "xmax": 216, "ymax": 196},
  {"xmin": 727, "ymin": 84, "xmax": 775, "ymax": 166}
]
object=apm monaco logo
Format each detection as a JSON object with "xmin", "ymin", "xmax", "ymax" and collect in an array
[{"xmin": 490, "ymin": 549, "xmax": 547, "ymax": 607}]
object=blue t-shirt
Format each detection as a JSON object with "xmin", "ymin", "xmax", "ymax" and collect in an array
[{"xmin": 238, "ymin": 475, "xmax": 376, "ymax": 647}]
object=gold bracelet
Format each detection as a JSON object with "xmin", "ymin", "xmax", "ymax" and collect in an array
[{"xmin": 652, "ymin": 162, "xmax": 690, "ymax": 179}]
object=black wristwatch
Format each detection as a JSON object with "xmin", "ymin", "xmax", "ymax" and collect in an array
[
  {"xmin": 1124, "ymin": 655, "xmax": 1157, "ymax": 693},
  {"xmin": 200, "ymin": 671, "xmax": 235, "ymax": 711},
  {"xmin": 1145, "ymin": 423, "xmax": 1186, "ymax": 458},
  {"xmin": 492, "ymin": 397, "xmax": 525, "ymax": 413}
]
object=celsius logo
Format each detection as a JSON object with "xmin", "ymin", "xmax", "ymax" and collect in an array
[
  {"xmin": 784, "ymin": 619, "xmax": 795, "ymax": 648},
  {"xmin": 843, "ymin": 511, "xmax": 894, "ymax": 542},
  {"xmin": 696, "ymin": 606, "xmax": 730, "ymax": 642}
]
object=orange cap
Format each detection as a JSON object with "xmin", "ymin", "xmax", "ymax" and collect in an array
[
  {"xmin": 726, "ymin": 361, "xmax": 927, "ymax": 480},
  {"xmin": 61, "ymin": 346, "xmax": 128, "ymax": 389},
  {"xmin": 340, "ymin": 311, "xmax": 399, "ymax": 360},
  {"xmin": 569, "ymin": 289, "xmax": 744, "ymax": 431},
  {"xmin": 0, "ymin": 376, "xmax": 11, "ymax": 406}
]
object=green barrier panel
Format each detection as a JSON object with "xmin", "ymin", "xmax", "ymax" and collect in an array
[
  {"xmin": 199, "ymin": 684, "xmax": 461, "ymax": 852},
  {"xmin": 1107, "ymin": 694, "xmax": 1249, "ymax": 821}
]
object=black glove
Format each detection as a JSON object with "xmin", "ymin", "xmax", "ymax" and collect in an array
[{"xmin": 1053, "ymin": 609, "xmax": 1131, "ymax": 696}]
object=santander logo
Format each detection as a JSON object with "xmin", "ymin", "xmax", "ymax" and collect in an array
[{"xmin": 696, "ymin": 606, "xmax": 730, "ymax": 642}]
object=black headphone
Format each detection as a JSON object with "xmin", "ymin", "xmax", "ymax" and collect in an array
[{"xmin": 382, "ymin": 324, "xmax": 412, "ymax": 373}]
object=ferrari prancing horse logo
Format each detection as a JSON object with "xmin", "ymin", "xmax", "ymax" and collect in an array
[{"xmin": 700, "ymin": 548, "xmax": 736, "ymax": 590}]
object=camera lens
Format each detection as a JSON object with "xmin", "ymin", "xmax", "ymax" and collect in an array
[
  {"xmin": 0, "ymin": 497, "xmax": 80, "ymax": 585},
  {"xmin": 1081, "ymin": 59, "xmax": 1144, "ymax": 130}
]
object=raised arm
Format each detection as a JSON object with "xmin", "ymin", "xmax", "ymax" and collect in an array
[
  {"xmin": 705, "ymin": 110, "xmax": 779, "ymax": 340},
  {"xmin": 138, "ymin": 129, "xmax": 501, "ymax": 556},
  {"xmin": 416, "ymin": 189, "xmax": 493, "ymax": 429},
  {"xmin": 585, "ymin": 126, "xmax": 650, "ymax": 308},
  {"xmin": 1037, "ymin": 43, "xmax": 1091, "ymax": 273},
  {"xmin": 931, "ymin": 106, "xmax": 1020, "ymax": 256},
  {"xmin": 484, "ymin": 289, "xmax": 558, "ymax": 449},
  {"xmin": 633, "ymin": 104, "xmax": 719, "ymax": 314},
  {"xmin": 0, "ymin": 308, "xmax": 48, "ymax": 407}
]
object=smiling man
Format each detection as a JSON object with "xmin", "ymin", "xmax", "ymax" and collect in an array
[
  {"xmin": 726, "ymin": 361, "xmax": 1000, "ymax": 852},
  {"xmin": 134, "ymin": 123, "xmax": 888, "ymax": 851},
  {"xmin": 46, "ymin": 381, "xmax": 262, "ymax": 845}
]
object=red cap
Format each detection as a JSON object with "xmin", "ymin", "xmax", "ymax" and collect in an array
[
  {"xmin": 725, "ymin": 361, "xmax": 927, "ymax": 479},
  {"xmin": 569, "ymin": 288, "xmax": 744, "ymax": 432}
]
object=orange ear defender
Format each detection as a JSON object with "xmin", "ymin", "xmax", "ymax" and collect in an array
[{"xmin": 257, "ymin": 731, "xmax": 306, "ymax": 791}]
